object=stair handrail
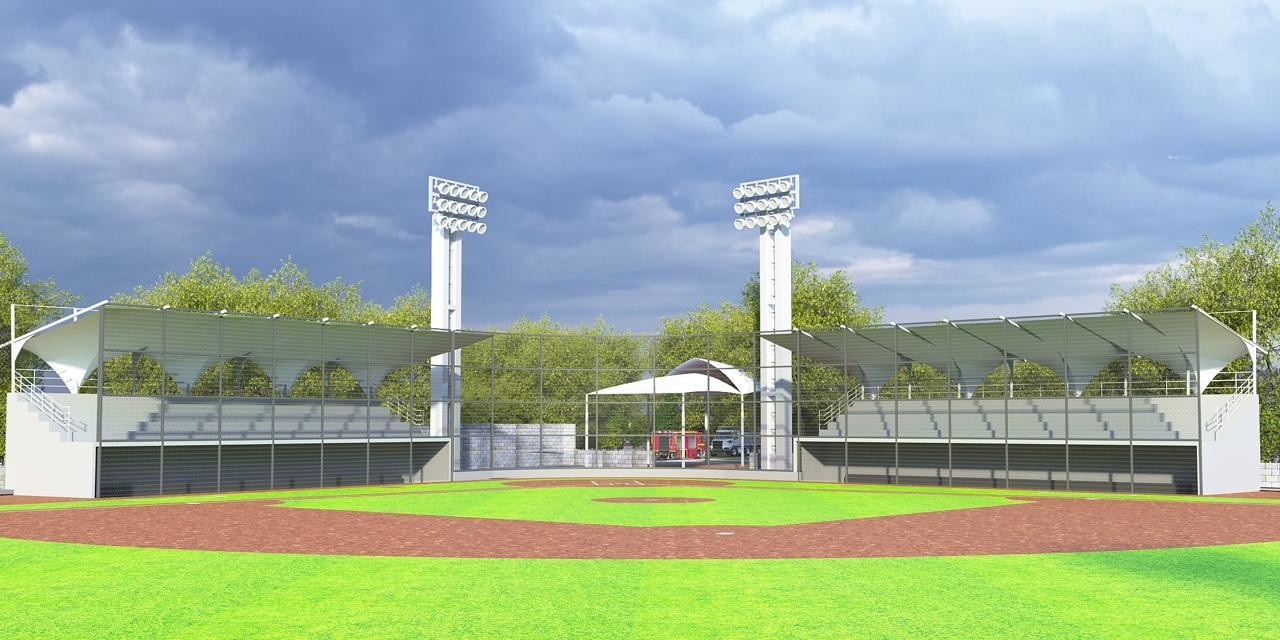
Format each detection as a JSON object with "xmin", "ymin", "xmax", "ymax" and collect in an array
[
  {"xmin": 383, "ymin": 397, "xmax": 428, "ymax": 426},
  {"xmin": 13, "ymin": 369, "xmax": 89, "ymax": 435},
  {"xmin": 1204, "ymin": 372, "xmax": 1255, "ymax": 435},
  {"xmin": 817, "ymin": 384, "xmax": 867, "ymax": 426}
]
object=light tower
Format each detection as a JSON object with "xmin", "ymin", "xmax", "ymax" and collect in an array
[
  {"xmin": 732, "ymin": 174, "xmax": 799, "ymax": 470},
  {"xmin": 428, "ymin": 176, "xmax": 489, "ymax": 437}
]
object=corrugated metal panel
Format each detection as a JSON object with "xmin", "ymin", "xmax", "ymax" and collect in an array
[
  {"xmin": 99, "ymin": 447, "xmax": 161, "ymax": 497},
  {"xmin": 845, "ymin": 442, "xmax": 894, "ymax": 484},
  {"xmin": 161, "ymin": 445, "xmax": 219, "ymax": 494},
  {"xmin": 897, "ymin": 443, "xmax": 949, "ymax": 486},
  {"xmin": 220, "ymin": 444, "xmax": 272, "ymax": 492},
  {"xmin": 1007, "ymin": 443, "xmax": 1066, "ymax": 490}
]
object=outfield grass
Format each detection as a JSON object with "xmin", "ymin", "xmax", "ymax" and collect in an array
[
  {"xmin": 0, "ymin": 480, "xmax": 513, "ymax": 513},
  {"xmin": 277, "ymin": 485, "xmax": 1018, "ymax": 526},
  {"xmin": 734, "ymin": 480, "xmax": 1280, "ymax": 504},
  {"xmin": 3, "ymin": 479, "xmax": 1277, "ymax": 515},
  {"xmin": 2, "ymin": 537, "xmax": 1278, "ymax": 639}
]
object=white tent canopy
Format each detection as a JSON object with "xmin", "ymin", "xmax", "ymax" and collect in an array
[
  {"xmin": 584, "ymin": 358, "xmax": 756, "ymax": 468},
  {"xmin": 588, "ymin": 359, "xmax": 756, "ymax": 397}
]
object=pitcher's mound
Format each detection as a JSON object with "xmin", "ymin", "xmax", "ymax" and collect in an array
[{"xmin": 592, "ymin": 496, "xmax": 714, "ymax": 504}]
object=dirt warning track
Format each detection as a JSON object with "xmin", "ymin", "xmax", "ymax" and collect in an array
[{"xmin": 2, "ymin": 486, "xmax": 1280, "ymax": 559}]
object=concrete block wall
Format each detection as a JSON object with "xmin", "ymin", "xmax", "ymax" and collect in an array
[
  {"xmin": 456, "ymin": 424, "xmax": 576, "ymax": 470},
  {"xmin": 1263, "ymin": 463, "xmax": 1280, "ymax": 489}
]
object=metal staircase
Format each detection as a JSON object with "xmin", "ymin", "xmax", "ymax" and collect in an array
[
  {"xmin": 817, "ymin": 385, "xmax": 866, "ymax": 426},
  {"xmin": 13, "ymin": 369, "xmax": 88, "ymax": 440},
  {"xmin": 1204, "ymin": 372, "xmax": 1255, "ymax": 438}
]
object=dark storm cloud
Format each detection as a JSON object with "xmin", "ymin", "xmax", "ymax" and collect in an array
[
  {"xmin": 0, "ymin": 1, "xmax": 571, "ymax": 130},
  {"xmin": 0, "ymin": 1, "xmax": 1278, "ymax": 329}
]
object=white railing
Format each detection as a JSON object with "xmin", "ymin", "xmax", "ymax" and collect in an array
[
  {"xmin": 384, "ymin": 398, "xmax": 428, "ymax": 426},
  {"xmin": 817, "ymin": 385, "xmax": 867, "ymax": 426},
  {"xmin": 1204, "ymin": 372, "xmax": 1255, "ymax": 436},
  {"xmin": 816, "ymin": 371, "xmax": 1256, "ymax": 427},
  {"xmin": 13, "ymin": 369, "xmax": 89, "ymax": 438}
]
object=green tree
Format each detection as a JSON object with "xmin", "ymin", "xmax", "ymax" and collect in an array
[
  {"xmin": 660, "ymin": 261, "xmax": 883, "ymax": 363},
  {"xmin": 116, "ymin": 253, "xmax": 429, "ymax": 325},
  {"xmin": 879, "ymin": 363, "xmax": 954, "ymax": 399},
  {"xmin": 661, "ymin": 261, "xmax": 882, "ymax": 434},
  {"xmin": 95, "ymin": 254, "xmax": 432, "ymax": 400},
  {"xmin": 462, "ymin": 315, "xmax": 646, "ymax": 447},
  {"xmin": 742, "ymin": 261, "xmax": 883, "ymax": 331},
  {"xmin": 1108, "ymin": 203, "xmax": 1280, "ymax": 460},
  {"xmin": 0, "ymin": 232, "xmax": 78, "ymax": 460}
]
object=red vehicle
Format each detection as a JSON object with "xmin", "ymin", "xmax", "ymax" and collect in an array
[{"xmin": 651, "ymin": 430, "xmax": 705, "ymax": 460}]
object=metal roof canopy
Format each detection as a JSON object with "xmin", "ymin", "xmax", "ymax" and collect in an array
[
  {"xmin": 764, "ymin": 308, "xmax": 1260, "ymax": 393},
  {"xmin": 8, "ymin": 303, "xmax": 491, "ymax": 394}
]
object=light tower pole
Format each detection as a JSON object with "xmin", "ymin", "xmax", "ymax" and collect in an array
[
  {"xmin": 732, "ymin": 174, "xmax": 799, "ymax": 470},
  {"xmin": 428, "ymin": 176, "xmax": 489, "ymax": 437}
]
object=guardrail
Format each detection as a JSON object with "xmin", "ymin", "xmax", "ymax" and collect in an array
[
  {"xmin": 13, "ymin": 369, "xmax": 89, "ymax": 438},
  {"xmin": 384, "ymin": 398, "xmax": 428, "ymax": 426},
  {"xmin": 815, "ymin": 371, "xmax": 1256, "ymax": 427},
  {"xmin": 1204, "ymin": 371, "xmax": 1255, "ymax": 436}
]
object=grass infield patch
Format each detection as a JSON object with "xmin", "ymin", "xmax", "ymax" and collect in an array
[{"xmin": 275, "ymin": 484, "xmax": 1018, "ymax": 526}]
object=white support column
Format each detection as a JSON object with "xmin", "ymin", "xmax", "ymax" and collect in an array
[
  {"xmin": 759, "ymin": 224, "xmax": 793, "ymax": 470},
  {"xmin": 427, "ymin": 176, "xmax": 489, "ymax": 439},
  {"xmin": 430, "ymin": 223, "xmax": 462, "ymax": 437},
  {"xmin": 731, "ymin": 174, "xmax": 799, "ymax": 472},
  {"xmin": 10, "ymin": 303, "xmax": 16, "ymax": 393}
]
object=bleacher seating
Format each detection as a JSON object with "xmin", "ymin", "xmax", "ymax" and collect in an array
[
  {"xmin": 124, "ymin": 399, "xmax": 420, "ymax": 441},
  {"xmin": 823, "ymin": 395, "xmax": 1193, "ymax": 441}
]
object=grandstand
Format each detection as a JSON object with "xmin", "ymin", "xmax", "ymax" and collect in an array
[{"xmin": 2, "ymin": 302, "xmax": 1263, "ymax": 497}]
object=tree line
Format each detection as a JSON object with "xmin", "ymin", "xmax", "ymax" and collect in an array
[{"xmin": 2, "ymin": 203, "xmax": 1278, "ymax": 459}]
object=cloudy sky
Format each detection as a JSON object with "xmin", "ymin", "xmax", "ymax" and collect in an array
[{"xmin": 1, "ymin": 1, "xmax": 1277, "ymax": 330}]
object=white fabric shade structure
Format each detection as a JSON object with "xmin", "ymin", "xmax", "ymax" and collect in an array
[
  {"xmin": 763, "ymin": 307, "xmax": 1261, "ymax": 394},
  {"xmin": 585, "ymin": 358, "xmax": 756, "ymax": 467},
  {"xmin": 7, "ymin": 302, "xmax": 490, "ymax": 395}
]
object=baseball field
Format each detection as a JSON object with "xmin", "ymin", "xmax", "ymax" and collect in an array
[{"xmin": 2, "ymin": 479, "xmax": 1279, "ymax": 639}]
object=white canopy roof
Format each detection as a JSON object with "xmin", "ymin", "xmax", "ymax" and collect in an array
[
  {"xmin": 7, "ymin": 303, "xmax": 489, "ymax": 394},
  {"xmin": 589, "ymin": 358, "xmax": 756, "ymax": 397},
  {"xmin": 763, "ymin": 308, "xmax": 1261, "ymax": 393}
]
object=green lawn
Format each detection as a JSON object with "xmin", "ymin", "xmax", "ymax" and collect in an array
[
  {"xmin": 2, "ymin": 537, "xmax": 1278, "ymax": 639},
  {"xmin": 3, "ymin": 479, "xmax": 1277, "ymax": 516},
  {"xmin": 277, "ymin": 485, "xmax": 1018, "ymax": 526},
  {"xmin": 0, "ymin": 480, "xmax": 513, "ymax": 513}
]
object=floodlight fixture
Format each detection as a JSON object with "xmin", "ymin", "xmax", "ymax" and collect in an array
[
  {"xmin": 429, "ymin": 176, "xmax": 491, "ymax": 234},
  {"xmin": 731, "ymin": 174, "xmax": 799, "ymax": 230}
]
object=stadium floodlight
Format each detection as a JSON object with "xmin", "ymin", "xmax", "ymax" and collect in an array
[
  {"xmin": 429, "ymin": 176, "xmax": 490, "ymax": 234},
  {"xmin": 428, "ymin": 175, "xmax": 491, "ymax": 439},
  {"xmin": 731, "ymin": 174, "xmax": 799, "ymax": 231},
  {"xmin": 730, "ymin": 173, "xmax": 799, "ymax": 472}
]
